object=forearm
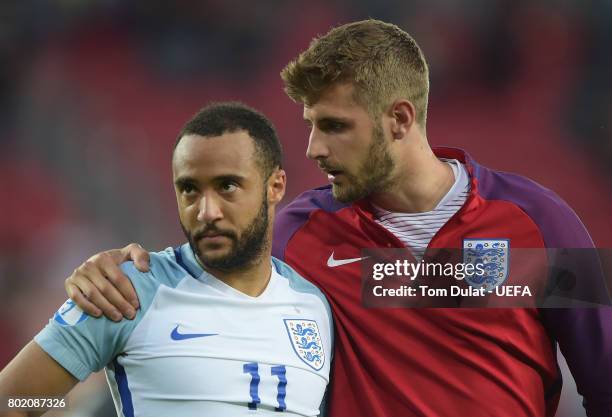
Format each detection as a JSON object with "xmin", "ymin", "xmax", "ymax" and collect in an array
[
  {"xmin": 0, "ymin": 394, "xmax": 47, "ymax": 417},
  {"xmin": 0, "ymin": 410, "xmax": 42, "ymax": 417},
  {"xmin": 0, "ymin": 341, "xmax": 77, "ymax": 417}
]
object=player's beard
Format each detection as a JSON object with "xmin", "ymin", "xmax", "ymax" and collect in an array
[
  {"xmin": 181, "ymin": 191, "xmax": 270, "ymax": 272},
  {"xmin": 331, "ymin": 122, "xmax": 395, "ymax": 203}
]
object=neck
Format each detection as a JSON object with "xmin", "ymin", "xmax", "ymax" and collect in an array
[
  {"xmin": 370, "ymin": 139, "xmax": 454, "ymax": 213},
  {"xmin": 197, "ymin": 251, "xmax": 273, "ymax": 297}
]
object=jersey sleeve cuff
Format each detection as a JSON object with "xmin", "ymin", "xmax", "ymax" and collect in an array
[{"xmin": 34, "ymin": 331, "xmax": 92, "ymax": 381}]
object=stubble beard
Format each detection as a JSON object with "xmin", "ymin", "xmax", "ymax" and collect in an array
[
  {"xmin": 332, "ymin": 123, "xmax": 395, "ymax": 203},
  {"xmin": 181, "ymin": 192, "xmax": 270, "ymax": 273}
]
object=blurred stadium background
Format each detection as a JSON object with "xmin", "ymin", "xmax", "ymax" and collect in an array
[{"xmin": 1, "ymin": 1, "xmax": 610, "ymax": 416}]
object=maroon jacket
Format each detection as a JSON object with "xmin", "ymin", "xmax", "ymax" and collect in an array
[{"xmin": 273, "ymin": 148, "xmax": 611, "ymax": 417}]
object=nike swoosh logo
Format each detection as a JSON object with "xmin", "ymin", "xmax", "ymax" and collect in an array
[
  {"xmin": 327, "ymin": 252, "xmax": 369, "ymax": 268},
  {"xmin": 171, "ymin": 325, "xmax": 218, "ymax": 341}
]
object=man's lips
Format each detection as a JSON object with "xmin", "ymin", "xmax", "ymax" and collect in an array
[
  {"xmin": 194, "ymin": 230, "xmax": 233, "ymax": 242},
  {"xmin": 325, "ymin": 169, "xmax": 343, "ymax": 182},
  {"xmin": 199, "ymin": 235, "xmax": 229, "ymax": 245}
]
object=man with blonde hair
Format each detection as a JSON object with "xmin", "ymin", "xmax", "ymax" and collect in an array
[{"xmin": 62, "ymin": 19, "xmax": 611, "ymax": 417}]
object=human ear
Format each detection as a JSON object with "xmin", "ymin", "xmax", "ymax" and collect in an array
[
  {"xmin": 389, "ymin": 100, "xmax": 415, "ymax": 140},
  {"xmin": 267, "ymin": 168, "xmax": 286, "ymax": 206}
]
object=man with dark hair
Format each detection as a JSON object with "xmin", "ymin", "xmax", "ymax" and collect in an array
[
  {"xmin": 177, "ymin": 102, "xmax": 283, "ymax": 179},
  {"xmin": 61, "ymin": 19, "xmax": 611, "ymax": 417},
  {"xmin": 0, "ymin": 102, "xmax": 333, "ymax": 417}
]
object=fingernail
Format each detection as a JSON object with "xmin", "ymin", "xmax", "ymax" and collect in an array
[
  {"xmin": 111, "ymin": 311, "xmax": 122, "ymax": 321},
  {"xmin": 93, "ymin": 310, "xmax": 102, "ymax": 318},
  {"xmin": 131, "ymin": 299, "xmax": 140, "ymax": 309},
  {"xmin": 126, "ymin": 308, "xmax": 136, "ymax": 319}
]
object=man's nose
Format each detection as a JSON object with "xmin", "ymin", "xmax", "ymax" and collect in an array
[
  {"xmin": 306, "ymin": 129, "xmax": 330, "ymax": 160},
  {"xmin": 196, "ymin": 193, "xmax": 223, "ymax": 223}
]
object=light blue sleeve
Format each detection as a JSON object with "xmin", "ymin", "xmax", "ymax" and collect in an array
[{"xmin": 34, "ymin": 250, "xmax": 183, "ymax": 381}]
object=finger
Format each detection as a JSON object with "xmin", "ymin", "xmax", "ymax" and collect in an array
[
  {"xmin": 65, "ymin": 281, "xmax": 102, "ymax": 318},
  {"xmin": 123, "ymin": 243, "xmax": 150, "ymax": 273},
  {"xmin": 70, "ymin": 274, "xmax": 124, "ymax": 322},
  {"xmin": 84, "ymin": 264, "xmax": 137, "ymax": 320},
  {"xmin": 98, "ymin": 244, "xmax": 148, "ymax": 273},
  {"xmin": 97, "ymin": 253, "xmax": 140, "ymax": 310}
]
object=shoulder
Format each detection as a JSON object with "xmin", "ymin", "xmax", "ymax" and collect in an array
[
  {"xmin": 272, "ymin": 257, "xmax": 330, "ymax": 307},
  {"xmin": 276, "ymin": 185, "xmax": 347, "ymax": 227},
  {"xmin": 476, "ymin": 165, "xmax": 568, "ymax": 212},
  {"xmin": 119, "ymin": 247, "xmax": 189, "ymax": 304},
  {"xmin": 472, "ymin": 162, "xmax": 593, "ymax": 248},
  {"xmin": 272, "ymin": 257, "xmax": 324, "ymax": 295},
  {"xmin": 281, "ymin": 185, "xmax": 346, "ymax": 213},
  {"xmin": 273, "ymin": 186, "xmax": 349, "ymax": 259}
]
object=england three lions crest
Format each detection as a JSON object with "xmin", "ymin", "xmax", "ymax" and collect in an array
[
  {"xmin": 284, "ymin": 319, "xmax": 325, "ymax": 371},
  {"xmin": 463, "ymin": 239, "xmax": 510, "ymax": 290}
]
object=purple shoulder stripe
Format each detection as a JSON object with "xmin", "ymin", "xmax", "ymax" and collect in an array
[
  {"xmin": 471, "ymin": 157, "xmax": 594, "ymax": 248},
  {"xmin": 468, "ymin": 154, "xmax": 611, "ymax": 416},
  {"xmin": 272, "ymin": 185, "xmax": 348, "ymax": 261}
]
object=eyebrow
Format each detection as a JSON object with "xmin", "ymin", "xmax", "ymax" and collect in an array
[
  {"xmin": 213, "ymin": 174, "xmax": 246, "ymax": 184},
  {"xmin": 174, "ymin": 176, "xmax": 196, "ymax": 188},
  {"xmin": 304, "ymin": 116, "xmax": 353, "ymax": 125},
  {"xmin": 174, "ymin": 174, "xmax": 246, "ymax": 188}
]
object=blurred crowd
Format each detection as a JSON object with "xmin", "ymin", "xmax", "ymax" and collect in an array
[{"xmin": 1, "ymin": 1, "xmax": 610, "ymax": 416}]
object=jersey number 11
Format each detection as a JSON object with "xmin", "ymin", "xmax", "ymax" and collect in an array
[{"xmin": 243, "ymin": 362, "xmax": 287, "ymax": 411}]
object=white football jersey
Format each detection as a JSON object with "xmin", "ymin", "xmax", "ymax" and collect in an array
[{"xmin": 36, "ymin": 244, "xmax": 333, "ymax": 416}]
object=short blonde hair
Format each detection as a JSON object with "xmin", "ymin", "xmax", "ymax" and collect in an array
[{"xmin": 281, "ymin": 19, "xmax": 430, "ymax": 127}]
